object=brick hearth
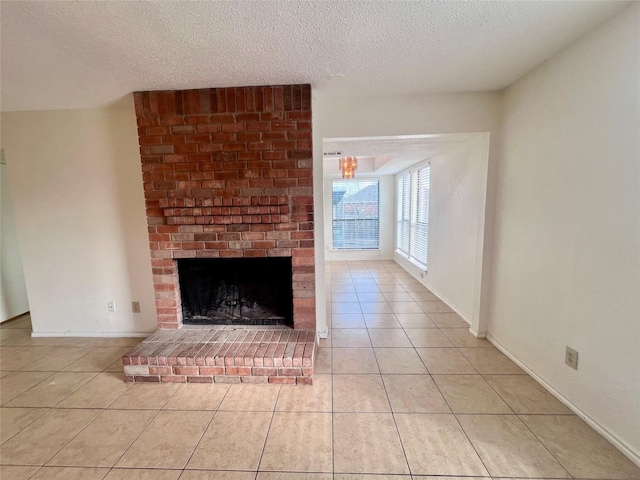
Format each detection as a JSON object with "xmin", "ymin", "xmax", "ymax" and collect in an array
[{"xmin": 123, "ymin": 327, "xmax": 315, "ymax": 384}]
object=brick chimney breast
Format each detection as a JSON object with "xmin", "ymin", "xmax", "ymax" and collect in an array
[{"xmin": 134, "ymin": 85, "xmax": 315, "ymax": 330}]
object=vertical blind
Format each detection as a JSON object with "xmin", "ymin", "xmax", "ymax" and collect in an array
[
  {"xmin": 332, "ymin": 179, "xmax": 380, "ymax": 250},
  {"xmin": 396, "ymin": 163, "xmax": 430, "ymax": 268}
]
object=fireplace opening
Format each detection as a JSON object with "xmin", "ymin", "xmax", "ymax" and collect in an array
[{"xmin": 177, "ymin": 258, "xmax": 293, "ymax": 328}]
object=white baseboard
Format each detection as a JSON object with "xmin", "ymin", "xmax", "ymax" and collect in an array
[
  {"xmin": 487, "ymin": 333, "xmax": 640, "ymax": 468},
  {"xmin": 425, "ymin": 284, "xmax": 471, "ymax": 324},
  {"xmin": 0, "ymin": 310, "xmax": 30, "ymax": 324},
  {"xmin": 394, "ymin": 257, "xmax": 472, "ymax": 327},
  {"xmin": 31, "ymin": 331, "xmax": 152, "ymax": 338},
  {"xmin": 316, "ymin": 327, "xmax": 329, "ymax": 341},
  {"xmin": 469, "ymin": 327, "xmax": 486, "ymax": 339}
]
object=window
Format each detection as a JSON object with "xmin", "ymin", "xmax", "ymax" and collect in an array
[
  {"xmin": 396, "ymin": 163, "xmax": 430, "ymax": 268},
  {"xmin": 396, "ymin": 172, "xmax": 410, "ymax": 255},
  {"xmin": 332, "ymin": 179, "xmax": 380, "ymax": 250}
]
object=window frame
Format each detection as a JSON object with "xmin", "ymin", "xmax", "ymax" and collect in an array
[
  {"xmin": 331, "ymin": 178, "xmax": 381, "ymax": 251},
  {"xmin": 395, "ymin": 161, "xmax": 431, "ymax": 270},
  {"xmin": 396, "ymin": 172, "xmax": 411, "ymax": 257}
]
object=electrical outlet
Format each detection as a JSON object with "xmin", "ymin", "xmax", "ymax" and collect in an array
[
  {"xmin": 565, "ymin": 346, "xmax": 578, "ymax": 370},
  {"xmin": 107, "ymin": 301, "xmax": 116, "ymax": 313},
  {"xmin": 132, "ymin": 301, "xmax": 141, "ymax": 313},
  {"xmin": 420, "ymin": 272, "xmax": 425, "ymax": 279}
]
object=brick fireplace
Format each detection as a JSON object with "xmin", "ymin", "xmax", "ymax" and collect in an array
[{"xmin": 134, "ymin": 85, "xmax": 315, "ymax": 332}]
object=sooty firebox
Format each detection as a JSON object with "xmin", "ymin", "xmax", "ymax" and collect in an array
[{"xmin": 177, "ymin": 258, "xmax": 293, "ymax": 328}]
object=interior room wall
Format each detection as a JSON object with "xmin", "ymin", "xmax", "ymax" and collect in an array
[
  {"xmin": 1, "ymin": 98, "xmax": 158, "ymax": 335},
  {"xmin": 323, "ymin": 175, "xmax": 395, "ymax": 261},
  {"xmin": 489, "ymin": 3, "xmax": 640, "ymax": 461},
  {"xmin": 0, "ymin": 151, "xmax": 30, "ymax": 321},
  {"xmin": 312, "ymin": 91, "xmax": 501, "ymax": 336},
  {"xmin": 395, "ymin": 134, "xmax": 490, "ymax": 324}
]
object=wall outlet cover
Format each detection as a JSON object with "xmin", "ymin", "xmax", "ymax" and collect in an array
[{"xmin": 565, "ymin": 346, "xmax": 578, "ymax": 370}]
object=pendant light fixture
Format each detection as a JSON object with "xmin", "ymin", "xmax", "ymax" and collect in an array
[{"xmin": 339, "ymin": 156, "xmax": 358, "ymax": 179}]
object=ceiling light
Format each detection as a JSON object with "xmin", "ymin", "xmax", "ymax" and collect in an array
[{"xmin": 339, "ymin": 156, "xmax": 358, "ymax": 179}]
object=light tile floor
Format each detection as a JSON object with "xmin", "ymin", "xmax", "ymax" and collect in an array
[{"xmin": 1, "ymin": 260, "xmax": 639, "ymax": 479}]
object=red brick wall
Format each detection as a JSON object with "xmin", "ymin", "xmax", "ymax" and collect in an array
[{"xmin": 133, "ymin": 85, "xmax": 315, "ymax": 330}]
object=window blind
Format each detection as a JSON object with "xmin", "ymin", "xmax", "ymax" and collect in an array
[
  {"xmin": 410, "ymin": 165, "xmax": 430, "ymax": 266},
  {"xmin": 395, "ymin": 163, "xmax": 430, "ymax": 269},
  {"xmin": 332, "ymin": 179, "xmax": 380, "ymax": 250},
  {"xmin": 396, "ymin": 173, "xmax": 410, "ymax": 255}
]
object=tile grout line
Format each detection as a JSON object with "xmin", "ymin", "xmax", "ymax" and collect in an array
[
  {"xmin": 0, "ymin": 370, "xmax": 57, "ymax": 406},
  {"xmin": 37, "ymin": 406, "xmax": 129, "ymax": 471},
  {"xmin": 180, "ymin": 386, "xmax": 231, "ymax": 475},
  {"xmin": 357, "ymin": 262, "xmax": 488, "ymax": 478},
  {"xmin": 327, "ymin": 271, "xmax": 336, "ymax": 479},
  {"xmin": 0, "ymin": 405, "xmax": 50, "ymax": 446},
  {"xmin": 1, "ymin": 264, "xmax": 628, "ymax": 478},
  {"xmin": 101, "ymin": 383, "xmax": 184, "ymax": 473},
  {"xmin": 330, "ymin": 338, "xmax": 335, "ymax": 478},
  {"xmin": 453, "ymin": 416, "xmax": 497, "ymax": 479},
  {"xmin": 361, "ymin": 265, "xmax": 413, "ymax": 477},
  {"xmin": 514, "ymin": 411, "xmax": 575, "ymax": 478},
  {"xmin": 254, "ymin": 384, "xmax": 282, "ymax": 475}
]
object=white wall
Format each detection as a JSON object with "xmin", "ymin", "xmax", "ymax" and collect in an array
[
  {"xmin": 1, "ymin": 99, "xmax": 158, "ymax": 336},
  {"xmin": 314, "ymin": 92, "xmax": 501, "ymax": 138},
  {"xmin": 312, "ymin": 91, "xmax": 501, "ymax": 336},
  {"xmin": 489, "ymin": 3, "xmax": 640, "ymax": 461},
  {"xmin": 395, "ymin": 134, "xmax": 490, "ymax": 324},
  {"xmin": 0, "ymin": 153, "xmax": 30, "ymax": 321},
  {"xmin": 323, "ymin": 175, "xmax": 395, "ymax": 261}
]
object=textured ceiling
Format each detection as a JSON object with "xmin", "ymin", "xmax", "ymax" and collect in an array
[{"xmin": 0, "ymin": 0, "xmax": 628, "ymax": 112}]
